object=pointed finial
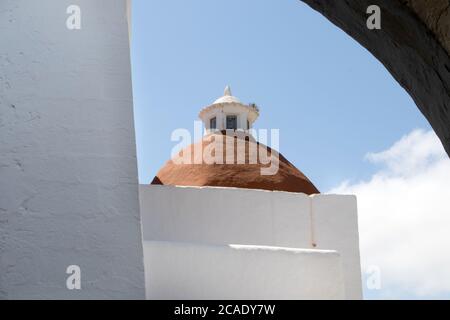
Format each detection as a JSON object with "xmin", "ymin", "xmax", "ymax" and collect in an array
[{"xmin": 224, "ymin": 85, "xmax": 232, "ymax": 96}]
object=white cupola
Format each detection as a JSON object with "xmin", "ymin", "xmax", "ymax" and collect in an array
[{"xmin": 199, "ymin": 86, "xmax": 259, "ymax": 134}]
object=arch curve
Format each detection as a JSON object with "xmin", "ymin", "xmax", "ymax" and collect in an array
[{"xmin": 300, "ymin": 0, "xmax": 450, "ymax": 156}]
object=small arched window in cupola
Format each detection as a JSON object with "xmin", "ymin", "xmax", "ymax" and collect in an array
[
  {"xmin": 226, "ymin": 115, "xmax": 237, "ymax": 130},
  {"xmin": 210, "ymin": 117, "xmax": 217, "ymax": 130}
]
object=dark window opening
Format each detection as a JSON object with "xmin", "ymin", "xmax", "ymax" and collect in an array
[
  {"xmin": 210, "ymin": 117, "xmax": 217, "ymax": 129},
  {"xmin": 226, "ymin": 115, "xmax": 237, "ymax": 130}
]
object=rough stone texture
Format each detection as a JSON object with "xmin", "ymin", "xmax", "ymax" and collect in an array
[
  {"xmin": 0, "ymin": 0, "xmax": 145, "ymax": 299},
  {"xmin": 300, "ymin": 0, "xmax": 450, "ymax": 156},
  {"xmin": 400, "ymin": 0, "xmax": 450, "ymax": 54}
]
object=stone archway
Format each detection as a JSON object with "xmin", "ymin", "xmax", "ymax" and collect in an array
[{"xmin": 300, "ymin": 0, "xmax": 450, "ymax": 156}]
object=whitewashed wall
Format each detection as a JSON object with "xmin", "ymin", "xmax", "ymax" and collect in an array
[
  {"xmin": 140, "ymin": 185, "xmax": 363, "ymax": 299},
  {"xmin": 0, "ymin": 0, "xmax": 145, "ymax": 299},
  {"xmin": 144, "ymin": 241, "xmax": 345, "ymax": 300},
  {"xmin": 311, "ymin": 194, "xmax": 362, "ymax": 300}
]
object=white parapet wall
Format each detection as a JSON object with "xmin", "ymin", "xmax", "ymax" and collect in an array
[
  {"xmin": 144, "ymin": 241, "xmax": 345, "ymax": 300},
  {"xmin": 139, "ymin": 185, "xmax": 363, "ymax": 299},
  {"xmin": 0, "ymin": 0, "xmax": 145, "ymax": 299}
]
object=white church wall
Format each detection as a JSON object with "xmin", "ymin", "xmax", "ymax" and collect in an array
[
  {"xmin": 140, "ymin": 185, "xmax": 312, "ymax": 247},
  {"xmin": 139, "ymin": 184, "xmax": 363, "ymax": 299},
  {"xmin": 0, "ymin": 0, "xmax": 145, "ymax": 299},
  {"xmin": 144, "ymin": 241, "xmax": 345, "ymax": 300},
  {"xmin": 311, "ymin": 195, "xmax": 362, "ymax": 300}
]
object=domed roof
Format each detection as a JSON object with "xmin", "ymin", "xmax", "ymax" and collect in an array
[
  {"xmin": 151, "ymin": 133, "xmax": 319, "ymax": 195},
  {"xmin": 213, "ymin": 95, "xmax": 241, "ymax": 104},
  {"xmin": 212, "ymin": 85, "xmax": 242, "ymax": 104}
]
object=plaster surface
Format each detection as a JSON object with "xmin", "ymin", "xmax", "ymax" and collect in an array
[
  {"xmin": 144, "ymin": 241, "xmax": 345, "ymax": 300},
  {"xmin": 0, "ymin": 0, "xmax": 145, "ymax": 299},
  {"xmin": 140, "ymin": 185, "xmax": 362, "ymax": 299}
]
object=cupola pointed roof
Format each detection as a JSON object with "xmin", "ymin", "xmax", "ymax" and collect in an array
[{"xmin": 213, "ymin": 85, "xmax": 242, "ymax": 104}]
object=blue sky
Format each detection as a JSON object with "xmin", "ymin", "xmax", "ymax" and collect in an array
[
  {"xmin": 130, "ymin": 0, "xmax": 442, "ymax": 299},
  {"xmin": 131, "ymin": 0, "xmax": 430, "ymax": 190}
]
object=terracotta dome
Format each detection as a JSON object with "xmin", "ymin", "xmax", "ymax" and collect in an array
[{"xmin": 151, "ymin": 132, "xmax": 319, "ymax": 194}]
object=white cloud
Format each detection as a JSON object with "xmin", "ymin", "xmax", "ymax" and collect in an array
[{"xmin": 330, "ymin": 129, "xmax": 450, "ymax": 299}]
